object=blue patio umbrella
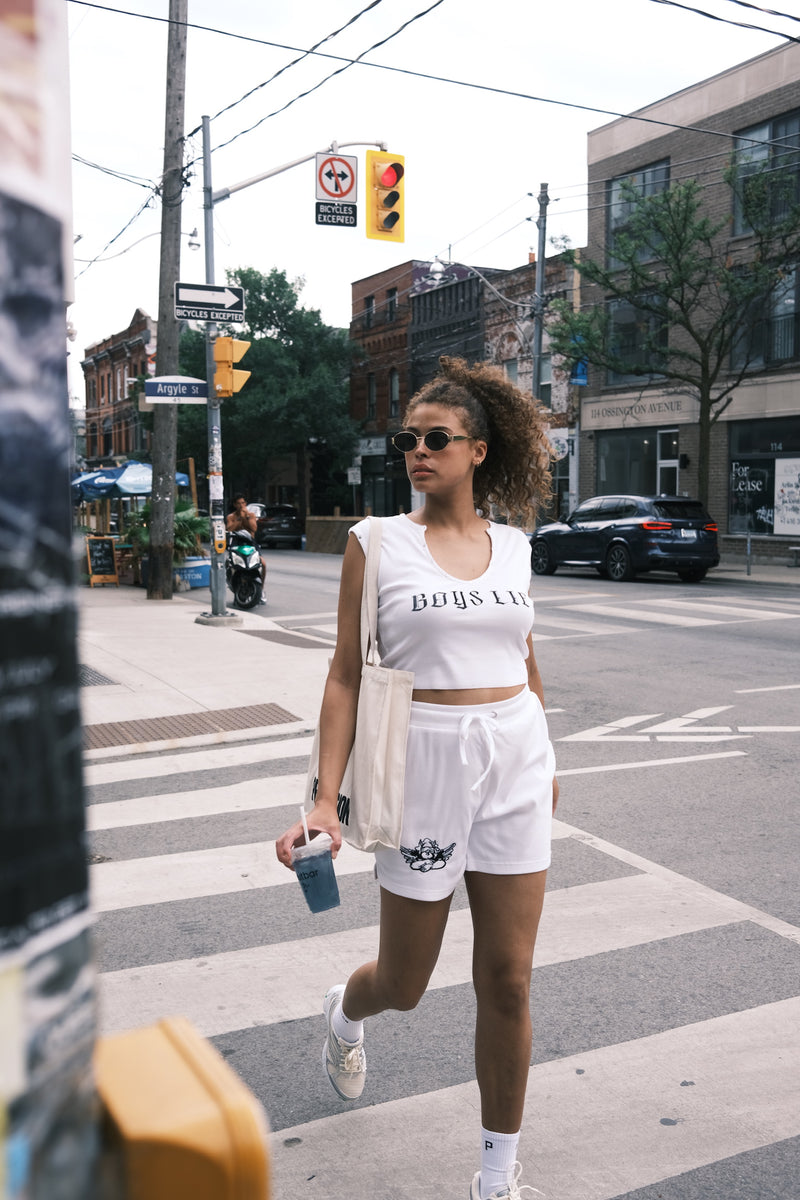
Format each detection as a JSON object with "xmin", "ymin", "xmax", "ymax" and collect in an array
[{"xmin": 73, "ymin": 462, "xmax": 189, "ymax": 500}]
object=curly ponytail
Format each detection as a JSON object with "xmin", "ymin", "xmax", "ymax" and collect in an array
[{"xmin": 405, "ymin": 357, "xmax": 554, "ymax": 527}]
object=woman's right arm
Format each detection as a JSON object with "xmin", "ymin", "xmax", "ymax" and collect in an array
[{"xmin": 274, "ymin": 532, "xmax": 366, "ymax": 867}]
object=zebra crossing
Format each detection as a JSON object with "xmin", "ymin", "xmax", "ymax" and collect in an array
[
  {"xmin": 86, "ymin": 710, "xmax": 800, "ymax": 1200},
  {"xmin": 272, "ymin": 587, "xmax": 800, "ymax": 647}
]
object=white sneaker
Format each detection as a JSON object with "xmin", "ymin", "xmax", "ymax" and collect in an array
[
  {"xmin": 322, "ymin": 984, "xmax": 366, "ymax": 1100},
  {"xmin": 470, "ymin": 1162, "xmax": 545, "ymax": 1199}
]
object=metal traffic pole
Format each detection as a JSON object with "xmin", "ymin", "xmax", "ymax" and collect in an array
[{"xmin": 196, "ymin": 114, "xmax": 240, "ymax": 626}]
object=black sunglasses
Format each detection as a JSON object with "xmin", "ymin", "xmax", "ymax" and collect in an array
[{"xmin": 392, "ymin": 430, "xmax": 473, "ymax": 453}]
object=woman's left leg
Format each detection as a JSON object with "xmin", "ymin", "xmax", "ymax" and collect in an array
[{"xmin": 466, "ymin": 868, "xmax": 547, "ymax": 1130}]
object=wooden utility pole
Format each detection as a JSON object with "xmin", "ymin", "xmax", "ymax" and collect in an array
[{"xmin": 148, "ymin": 0, "xmax": 187, "ymax": 599}]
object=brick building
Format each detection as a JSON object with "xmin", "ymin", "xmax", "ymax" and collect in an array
[
  {"xmin": 81, "ymin": 308, "xmax": 155, "ymax": 465},
  {"xmin": 580, "ymin": 42, "xmax": 800, "ymax": 559},
  {"xmin": 350, "ymin": 255, "xmax": 581, "ymax": 517}
]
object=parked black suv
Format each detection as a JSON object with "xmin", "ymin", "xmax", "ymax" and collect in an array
[
  {"xmin": 247, "ymin": 503, "xmax": 304, "ymax": 549},
  {"xmin": 530, "ymin": 495, "xmax": 719, "ymax": 582}
]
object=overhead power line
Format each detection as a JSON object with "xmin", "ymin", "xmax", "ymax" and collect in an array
[
  {"xmin": 645, "ymin": 0, "xmax": 798, "ymax": 41},
  {"xmin": 203, "ymin": 0, "xmax": 446, "ymax": 156},
  {"xmin": 200, "ymin": 0, "xmax": 389, "ymax": 130},
  {"xmin": 721, "ymin": 0, "xmax": 800, "ymax": 24},
  {"xmin": 68, "ymin": 0, "xmax": 793, "ymax": 156}
]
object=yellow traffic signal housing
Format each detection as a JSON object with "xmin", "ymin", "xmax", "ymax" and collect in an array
[
  {"xmin": 214, "ymin": 336, "xmax": 251, "ymax": 397},
  {"xmin": 366, "ymin": 150, "xmax": 405, "ymax": 242},
  {"xmin": 95, "ymin": 1017, "xmax": 271, "ymax": 1199}
]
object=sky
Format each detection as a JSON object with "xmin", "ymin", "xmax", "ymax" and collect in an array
[{"xmin": 65, "ymin": 0, "xmax": 792, "ymax": 402}]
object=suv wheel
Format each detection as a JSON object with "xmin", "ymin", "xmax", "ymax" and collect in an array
[
  {"xmin": 531, "ymin": 540, "xmax": 557, "ymax": 575},
  {"xmin": 606, "ymin": 543, "xmax": 635, "ymax": 582}
]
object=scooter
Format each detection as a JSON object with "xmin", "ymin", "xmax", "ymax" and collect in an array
[{"xmin": 225, "ymin": 529, "xmax": 264, "ymax": 609}]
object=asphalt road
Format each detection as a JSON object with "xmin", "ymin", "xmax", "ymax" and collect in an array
[{"xmin": 88, "ymin": 554, "xmax": 800, "ymax": 1199}]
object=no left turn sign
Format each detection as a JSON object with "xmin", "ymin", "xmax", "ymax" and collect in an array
[{"xmin": 316, "ymin": 153, "xmax": 357, "ymax": 200}]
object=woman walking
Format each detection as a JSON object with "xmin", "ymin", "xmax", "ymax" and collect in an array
[{"xmin": 276, "ymin": 356, "xmax": 558, "ymax": 1200}]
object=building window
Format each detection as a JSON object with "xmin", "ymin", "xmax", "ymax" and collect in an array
[
  {"xmin": 734, "ymin": 110, "xmax": 800, "ymax": 235},
  {"xmin": 367, "ymin": 373, "xmax": 376, "ymax": 419},
  {"xmin": 364, "ymin": 295, "xmax": 375, "ymax": 329},
  {"xmin": 728, "ymin": 416, "xmax": 800, "ymax": 535},
  {"xmin": 732, "ymin": 265, "xmax": 799, "ymax": 369},
  {"xmin": 597, "ymin": 427, "xmax": 659, "ymax": 494},
  {"xmin": 607, "ymin": 159, "xmax": 669, "ymax": 267},
  {"xmin": 503, "ymin": 358, "xmax": 518, "ymax": 384},
  {"xmin": 389, "ymin": 368, "xmax": 400, "ymax": 417},
  {"xmin": 386, "ymin": 287, "xmax": 397, "ymax": 322},
  {"xmin": 538, "ymin": 355, "xmax": 551, "ymax": 407},
  {"xmin": 607, "ymin": 297, "xmax": 668, "ymax": 385}
]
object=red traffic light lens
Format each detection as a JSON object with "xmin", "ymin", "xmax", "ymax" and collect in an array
[{"xmin": 379, "ymin": 162, "xmax": 404, "ymax": 188}]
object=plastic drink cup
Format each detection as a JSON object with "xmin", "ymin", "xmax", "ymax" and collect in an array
[{"xmin": 291, "ymin": 832, "xmax": 340, "ymax": 913}]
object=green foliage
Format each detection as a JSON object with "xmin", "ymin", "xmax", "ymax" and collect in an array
[
  {"xmin": 177, "ymin": 267, "xmax": 358, "ymax": 505},
  {"xmin": 123, "ymin": 498, "xmax": 209, "ymax": 563}
]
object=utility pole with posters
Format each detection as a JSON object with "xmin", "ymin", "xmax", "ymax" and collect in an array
[
  {"xmin": 148, "ymin": 0, "xmax": 187, "ymax": 600},
  {"xmin": 0, "ymin": 4, "xmax": 98, "ymax": 1194}
]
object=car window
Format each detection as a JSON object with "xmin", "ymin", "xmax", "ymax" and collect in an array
[
  {"xmin": 599, "ymin": 498, "xmax": 623, "ymax": 520},
  {"xmin": 652, "ymin": 500, "xmax": 707, "ymax": 520},
  {"xmin": 571, "ymin": 499, "xmax": 604, "ymax": 521}
]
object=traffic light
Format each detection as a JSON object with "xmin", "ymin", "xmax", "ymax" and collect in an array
[
  {"xmin": 366, "ymin": 150, "xmax": 405, "ymax": 242},
  {"xmin": 213, "ymin": 336, "xmax": 251, "ymax": 397}
]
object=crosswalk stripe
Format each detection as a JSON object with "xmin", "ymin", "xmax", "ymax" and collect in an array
[
  {"xmin": 86, "ymin": 774, "xmax": 308, "ymax": 830},
  {"xmin": 90, "ymin": 838, "xmax": 369, "ymax": 912},
  {"xmin": 96, "ymin": 869, "xmax": 748, "ymax": 1037},
  {"xmin": 268, "ymin": 997, "xmax": 800, "ymax": 1200},
  {"xmin": 89, "ymin": 823, "xmax": 571, "ymax": 913},
  {"xmin": 533, "ymin": 612, "xmax": 641, "ymax": 636},
  {"xmin": 645, "ymin": 598, "xmax": 800, "ymax": 619},
  {"xmin": 84, "ymin": 733, "xmax": 313, "ymax": 787},
  {"xmin": 557, "ymin": 602, "xmax": 719, "ymax": 626}
]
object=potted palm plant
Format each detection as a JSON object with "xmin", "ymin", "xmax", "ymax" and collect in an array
[{"xmin": 125, "ymin": 500, "xmax": 210, "ymax": 588}]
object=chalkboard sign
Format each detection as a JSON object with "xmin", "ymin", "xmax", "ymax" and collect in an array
[{"xmin": 85, "ymin": 537, "xmax": 119, "ymax": 586}]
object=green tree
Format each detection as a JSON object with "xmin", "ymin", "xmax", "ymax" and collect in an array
[
  {"xmin": 178, "ymin": 267, "xmax": 357, "ymax": 511},
  {"xmin": 547, "ymin": 172, "xmax": 800, "ymax": 506}
]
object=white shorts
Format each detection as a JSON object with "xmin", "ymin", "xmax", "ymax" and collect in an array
[{"xmin": 374, "ymin": 688, "xmax": 555, "ymax": 901}]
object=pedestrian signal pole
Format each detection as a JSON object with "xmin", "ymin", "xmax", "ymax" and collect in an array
[{"xmin": 194, "ymin": 128, "xmax": 390, "ymax": 625}]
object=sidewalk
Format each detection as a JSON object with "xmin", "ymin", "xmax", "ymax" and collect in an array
[
  {"xmin": 78, "ymin": 585, "xmax": 331, "ymax": 759},
  {"xmin": 77, "ymin": 557, "xmax": 798, "ymax": 760}
]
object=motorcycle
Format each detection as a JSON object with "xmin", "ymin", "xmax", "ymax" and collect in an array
[{"xmin": 225, "ymin": 529, "xmax": 264, "ymax": 609}]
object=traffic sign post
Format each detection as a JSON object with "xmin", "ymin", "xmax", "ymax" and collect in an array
[
  {"xmin": 315, "ymin": 152, "xmax": 357, "ymax": 228},
  {"xmin": 174, "ymin": 282, "xmax": 245, "ymax": 323}
]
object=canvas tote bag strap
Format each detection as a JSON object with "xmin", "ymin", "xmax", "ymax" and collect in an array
[{"xmin": 360, "ymin": 516, "xmax": 382, "ymax": 665}]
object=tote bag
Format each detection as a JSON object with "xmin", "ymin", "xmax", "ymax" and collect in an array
[{"xmin": 304, "ymin": 518, "xmax": 414, "ymax": 853}]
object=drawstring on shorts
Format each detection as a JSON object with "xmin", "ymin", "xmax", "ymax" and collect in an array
[{"xmin": 458, "ymin": 711, "xmax": 498, "ymax": 791}]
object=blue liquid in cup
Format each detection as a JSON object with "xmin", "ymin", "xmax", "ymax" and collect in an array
[{"xmin": 293, "ymin": 841, "xmax": 340, "ymax": 913}]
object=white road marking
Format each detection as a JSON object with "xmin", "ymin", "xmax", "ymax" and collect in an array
[
  {"xmin": 557, "ymin": 750, "xmax": 748, "ymax": 775},
  {"xmin": 90, "ymin": 839, "xmax": 370, "ymax": 912},
  {"xmin": 736, "ymin": 683, "xmax": 800, "ymax": 693},
  {"xmin": 86, "ymin": 774, "xmax": 308, "ymax": 830},
  {"xmin": 269, "ymin": 998, "xmax": 800, "ymax": 1200},
  {"xmin": 646, "ymin": 598, "xmax": 800, "ymax": 620},
  {"xmin": 557, "ymin": 602, "xmax": 719, "ymax": 626},
  {"xmin": 97, "ymin": 870, "xmax": 751, "ymax": 1036},
  {"xmin": 737, "ymin": 726, "xmax": 800, "ymax": 733},
  {"xmin": 85, "ymin": 734, "xmax": 314, "ymax": 786}
]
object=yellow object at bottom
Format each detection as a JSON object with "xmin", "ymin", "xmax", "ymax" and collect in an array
[{"xmin": 94, "ymin": 1016, "xmax": 270, "ymax": 1200}]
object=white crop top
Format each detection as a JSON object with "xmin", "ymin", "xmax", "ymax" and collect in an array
[{"xmin": 350, "ymin": 515, "xmax": 533, "ymax": 689}]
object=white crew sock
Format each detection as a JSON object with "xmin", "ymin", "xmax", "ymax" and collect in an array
[
  {"xmin": 480, "ymin": 1126, "xmax": 520, "ymax": 1198},
  {"xmin": 330, "ymin": 997, "xmax": 363, "ymax": 1045}
]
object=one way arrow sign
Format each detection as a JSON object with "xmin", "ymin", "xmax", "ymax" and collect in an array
[{"xmin": 174, "ymin": 282, "xmax": 245, "ymax": 323}]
